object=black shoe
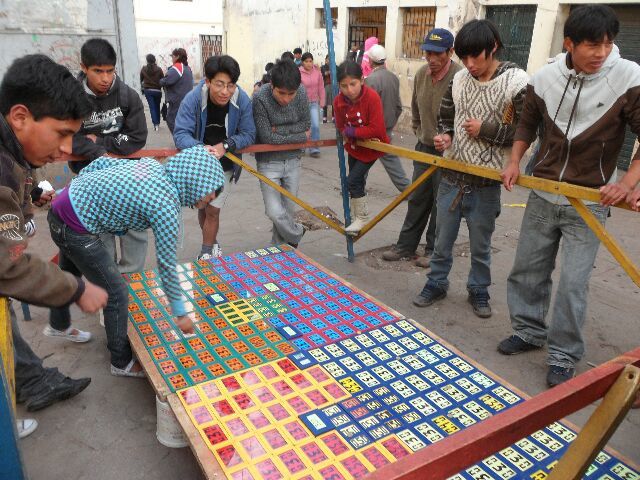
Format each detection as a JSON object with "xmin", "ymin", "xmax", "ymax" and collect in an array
[
  {"xmin": 497, "ymin": 335, "xmax": 542, "ymax": 355},
  {"xmin": 25, "ymin": 377, "xmax": 91, "ymax": 412},
  {"xmin": 547, "ymin": 365, "xmax": 575, "ymax": 387},
  {"xmin": 412, "ymin": 285, "xmax": 446, "ymax": 307},
  {"xmin": 468, "ymin": 290, "xmax": 492, "ymax": 318}
]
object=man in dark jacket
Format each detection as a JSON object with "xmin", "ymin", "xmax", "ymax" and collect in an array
[
  {"xmin": 365, "ymin": 44, "xmax": 410, "ymax": 192},
  {"xmin": 65, "ymin": 38, "xmax": 149, "ymax": 304},
  {"xmin": 0, "ymin": 55, "xmax": 107, "ymax": 433}
]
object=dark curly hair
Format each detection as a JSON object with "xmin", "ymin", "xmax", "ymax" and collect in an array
[{"xmin": 0, "ymin": 54, "xmax": 92, "ymax": 120}]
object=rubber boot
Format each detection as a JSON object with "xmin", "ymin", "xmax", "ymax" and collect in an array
[{"xmin": 345, "ymin": 196, "xmax": 369, "ymax": 236}]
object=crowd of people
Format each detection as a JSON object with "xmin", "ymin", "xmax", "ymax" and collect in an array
[{"xmin": 1, "ymin": 4, "xmax": 639, "ymax": 443}]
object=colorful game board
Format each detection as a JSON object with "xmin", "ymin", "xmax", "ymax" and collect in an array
[{"xmin": 127, "ymin": 247, "xmax": 640, "ymax": 480}]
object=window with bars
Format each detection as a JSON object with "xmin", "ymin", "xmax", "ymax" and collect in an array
[
  {"xmin": 348, "ymin": 7, "xmax": 387, "ymax": 51},
  {"xmin": 316, "ymin": 8, "xmax": 338, "ymax": 29},
  {"xmin": 486, "ymin": 5, "xmax": 537, "ymax": 70},
  {"xmin": 401, "ymin": 7, "xmax": 436, "ymax": 59}
]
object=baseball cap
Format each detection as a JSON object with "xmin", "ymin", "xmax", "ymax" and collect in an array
[
  {"xmin": 367, "ymin": 44, "xmax": 386, "ymax": 63},
  {"xmin": 421, "ymin": 28, "xmax": 454, "ymax": 52}
]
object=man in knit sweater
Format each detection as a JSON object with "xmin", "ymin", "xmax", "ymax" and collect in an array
[
  {"xmin": 252, "ymin": 60, "xmax": 310, "ymax": 247},
  {"xmin": 383, "ymin": 29, "xmax": 461, "ymax": 268},
  {"xmin": 413, "ymin": 20, "xmax": 529, "ymax": 318}
]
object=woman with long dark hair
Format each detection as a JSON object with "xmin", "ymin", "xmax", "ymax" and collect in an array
[{"xmin": 140, "ymin": 53, "xmax": 164, "ymax": 131}]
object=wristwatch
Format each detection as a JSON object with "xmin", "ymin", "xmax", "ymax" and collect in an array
[{"xmin": 222, "ymin": 141, "xmax": 230, "ymax": 152}]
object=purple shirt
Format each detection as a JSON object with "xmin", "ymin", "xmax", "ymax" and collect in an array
[{"xmin": 51, "ymin": 188, "xmax": 89, "ymax": 234}]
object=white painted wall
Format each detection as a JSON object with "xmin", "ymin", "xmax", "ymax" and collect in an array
[{"xmin": 134, "ymin": 0, "xmax": 223, "ymax": 79}]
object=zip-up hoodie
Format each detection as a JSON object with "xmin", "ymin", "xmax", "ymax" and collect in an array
[
  {"xmin": 71, "ymin": 73, "xmax": 148, "ymax": 171},
  {"xmin": 65, "ymin": 145, "xmax": 224, "ymax": 316},
  {"xmin": 173, "ymin": 79, "xmax": 256, "ymax": 155},
  {"xmin": 0, "ymin": 116, "xmax": 83, "ymax": 307},
  {"xmin": 299, "ymin": 65, "xmax": 326, "ymax": 106},
  {"xmin": 515, "ymin": 45, "xmax": 640, "ymax": 188}
]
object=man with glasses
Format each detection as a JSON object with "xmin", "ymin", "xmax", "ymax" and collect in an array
[{"xmin": 174, "ymin": 55, "xmax": 255, "ymax": 260}]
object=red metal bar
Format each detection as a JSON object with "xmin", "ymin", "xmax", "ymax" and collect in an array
[
  {"xmin": 60, "ymin": 139, "xmax": 338, "ymax": 162},
  {"xmin": 365, "ymin": 348, "xmax": 640, "ymax": 480}
]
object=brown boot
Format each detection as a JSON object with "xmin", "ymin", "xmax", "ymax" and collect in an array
[{"xmin": 415, "ymin": 255, "xmax": 431, "ymax": 268}]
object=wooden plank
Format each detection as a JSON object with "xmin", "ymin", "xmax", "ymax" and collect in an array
[
  {"xmin": 353, "ymin": 165, "xmax": 438, "ymax": 240},
  {"xmin": 128, "ymin": 323, "xmax": 171, "ymax": 401},
  {"xmin": 167, "ymin": 394, "xmax": 222, "ymax": 480},
  {"xmin": 568, "ymin": 197, "xmax": 640, "ymax": 287},
  {"xmin": 365, "ymin": 347, "xmax": 640, "ymax": 480},
  {"xmin": 357, "ymin": 139, "xmax": 637, "ymax": 212},
  {"xmin": 548, "ymin": 365, "xmax": 640, "ymax": 480}
]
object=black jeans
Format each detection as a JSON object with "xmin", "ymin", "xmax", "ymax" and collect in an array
[
  {"xmin": 47, "ymin": 211, "xmax": 132, "ymax": 368},
  {"xmin": 395, "ymin": 142, "xmax": 442, "ymax": 255},
  {"xmin": 347, "ymin": 155, "xmax": 375, "ymax": 198}
]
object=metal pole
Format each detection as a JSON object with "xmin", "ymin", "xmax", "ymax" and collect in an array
[{"xmin": 323, "ymin": 0, "xmax": 355, "ymax": 262}]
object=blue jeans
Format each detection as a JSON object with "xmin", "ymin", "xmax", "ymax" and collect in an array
[
  {"xmin": 507, "ymin": 191, "xmax": 608, "ymax": 368},
  {"xmin": 144, "ymin": 89, "xmax": 162, "ymax": 126},
  {"xmin": 47, "ymin": 211, "xmax": 132, "ymax": 368},
  {"xmin": 257, "ymin": 158, "xmax": 305, "ymax": 245},
  {"xmin": 309, "ymin": 102, "xmax": 320, "ymax": 154},
  {"xmin": 426, "ymin": 179, "xmax": 501, "ymax": 293}
]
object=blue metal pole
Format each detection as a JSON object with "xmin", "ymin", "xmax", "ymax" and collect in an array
[{"xmin": 323, "ymin": 0, "xmax": 355, "ymax": 262}]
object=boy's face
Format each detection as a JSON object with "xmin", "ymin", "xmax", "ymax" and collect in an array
[
  {"xmin": 271, "ymin": 86, "xmax": 297, "ymax": 107},
  {"xmin": 206, "ymin": 72, "xmax": 236, "ymax": 107},
  {"xmin": 460, "ymin": 48, "xmax": 495, "ymax": 78},
  {"xmin": 294, "ymin": 52, "xmax": 302, "ymax": 60},
  {"xmin": 82, "ymin": 64, "xmax": 116, "ymax": 96},
  {"xmin": 6, "ymin": 105, "xmax": 81, "ymax": 167},
  {"xmin": 564, "ymin": 36, "xmax": 614, "ymax": 74}
]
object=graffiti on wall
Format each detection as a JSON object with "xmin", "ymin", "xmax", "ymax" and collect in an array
[{"xmin": 137, "ymin": 36, "xmax": 201, "ymax": 78}]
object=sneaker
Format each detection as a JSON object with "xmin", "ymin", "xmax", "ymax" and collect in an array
[
  {"xmin": 197, "ymin": 252, "xmax": 212, "ymax": 261},
  {"xmin": 17, "ymin": 418, "xmax": 38, "ymax": 439},
  {"xmin": 153, "ymin": 125, "xmax": 159, "ymax": 132},
  {"xmin": 25, "ymin": 376, "xmax": 91, "ymax": 412},
  {"xmin": 382, "ymin": 247, "xmax": 414, "ymax": 262},
  {"xmin": 497, "ymin": 335, "xmax": 542, "ymax": 355},
  {"xmin": 211, "ymin": 243, "xmax": 223, "ymax": 257},
  {"xmin": 412, "ymin": 285, "xmax": 446, "ymax": 307},
  {"xmin": 111, "ymin": 359, "xmax": 146, "ymax": 378},
  {"xmin": 43, "ymin": 325, "xmax": 92, "ymax": 343},
  {"xmin": 547, "ymin": 365, "xmax": 575, "ymax": 387},
  {"xmin": 468, "ymin": 290, "xmax": 492, "ymax": 318},
  {"xmin": 414, "ymin": 255, "xmax": 431, "ymax": 268},
  {"xmin": 310, "ymin": 151, "xmax": 321, "ymax": 158}
]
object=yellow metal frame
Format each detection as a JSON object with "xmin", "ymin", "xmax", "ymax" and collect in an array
[{"xmin": 0, "ymin": 297, "xmax": 15, "ymax": 408}]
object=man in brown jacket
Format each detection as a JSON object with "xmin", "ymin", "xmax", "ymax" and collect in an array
[{"xmin": 0, "ymin": 55, "xmax": 107, "ymax": 434}]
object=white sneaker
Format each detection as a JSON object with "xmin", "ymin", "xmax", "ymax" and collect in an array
[
  {"xmin": 43, "ymin": 325, "xmax": 92, "ymax": 343},
  {"xmin": 111, "ymin": 359, "xmax": 146, "ymax": 378},
  {"xmin": 17, "ymin": 418, "xmax": 38, "ymax": 439},
  {"xmin": 211, "ymin": 243, "xmax": 222, "ymax": 257},
  {"xmin": 197, "ymin": 252, "xmax": 212, "ymax": 261}
]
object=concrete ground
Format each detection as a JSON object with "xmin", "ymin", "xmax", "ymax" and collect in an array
[{"xmin": 15, "ymin": 111, "xmax": 640, "ymax": 479}]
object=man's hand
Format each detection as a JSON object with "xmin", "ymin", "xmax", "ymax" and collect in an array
[
  {"xmin": 599, "ymin": 182, "xmax": 631, "ymax": 206},
  {"xmin": 33, "ymin": 190, "xmax": 56, "ymax": 208},
  {"xmin": 433, "ymin": 133, "xmax": 452, "ymax": 152},
  {"xmin": 204, "ymin": 143, "xmax": 227, "ymax": 159},
  {"xmin": 501, "ymin": 161, "xmax": 521, "ymax": 192},
  {"xmin": 86, "ymin": 134, "xmax": 98, "ymax": 143},
  {"xmin": 462, "ymin": 118, "xmax": 482, "ymax": 138},
  {"xmin": 627, "ymin": 189, "xmax": 640, "ymax": 211},
  {"xmin": 176, "ymin": 315, "xmax": 194, "ymax": 334},
  {"xmin": 76, "ymin": 281, "xmax": 108, "ymax": 313}
]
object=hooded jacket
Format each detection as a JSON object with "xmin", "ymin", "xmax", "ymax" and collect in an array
[
  {"xmin": 173, "ymin": 80, "xmax": 256, "ymax": 157},
  {"xmin": 361, "ymin": 37, "xmax": 379, "ymax": 78},
  {"xmin": 334, "ymin": 83, "xmax": 389, "ymax": 163},
  {"xmin": 160, "ymin": 62, "xmax": 194, "ymax": 106},
  {"xmin": 0, "ymin": 116, "xmax": 83, "ymax": 307},
  {"xmin": 515, "ymin": 45, "xmax": 640, "ymax": 189},
  {"xmin": 71, "ymin": 73, "xmax": 148, "ymax": 171},
  {"xmin": 65, "ymin": 145, "xmax": 224, "ymax": 316},
  {"xmin": 299, "ymin": 65, "xmax": 326, "ymax": 106}
]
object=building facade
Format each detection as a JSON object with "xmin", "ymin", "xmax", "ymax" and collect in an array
[{"xmin": 134, "ymin": 0, "xmax": 223, "ymax": 80}]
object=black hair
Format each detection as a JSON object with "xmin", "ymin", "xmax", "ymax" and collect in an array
[
  {"xmin": 146, "ymin": 54, "xmax": 156, "ymax": 64},
  {"xmin": 204, "ymin": 55, "xmax": 241, "ymax": 83},
  {"xmin": 270, "ymin": 59, "xmax": 301, "ymax": 90},
  {"xmin": 261, "ymin": 73, "xmax": 271, "ymax": 85},
  {"xmin": 172, "ymin": 48, "xmax": 188, "ymax": 65},
  {"xmin": 265, "ymin": 62, "xmax": 274, "ymax": 72},
  {"xmin": 254, "ymin": 81, "xmax": 262, "ymax": 88},
  {"xmin": 293, "ymin": 48, "xmax": 303, "ymax": 55},
  {"xmin": 281, "ymin": 51, "xmax": 295, "ymax": 61},
  {"xmin": 0, "ymin": 54, "xmax": 93, "ymax": 120},
  {"xmin": 336, "ymin": 61, "xmax": 362, "ymax": 82},
  {"xmin": 564, "ymin": 5, "xmax": 619, "ymax": 44},
  {"xmin": 301, "ymin": 52, "xmax": 313, "ymax": 62},
  {"xmin": 454, "ymin": 19, "xmax": 503, "ymax": 58},
  {"xmin": 81, "ymin": 38, "xmax": 117, "ymax": 67}
]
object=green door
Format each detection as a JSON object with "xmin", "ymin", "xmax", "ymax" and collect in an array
[{"xmin": 486, "ymin": 5, "xmax": 537, "ymax": 70}]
